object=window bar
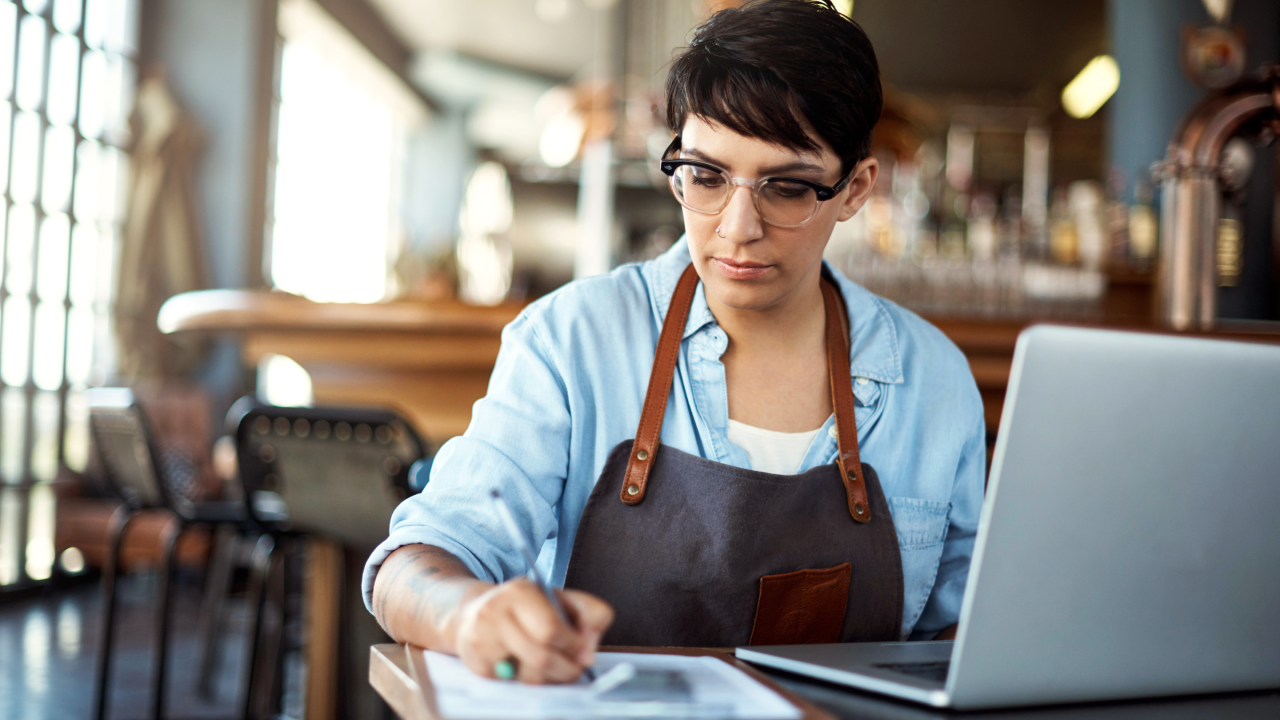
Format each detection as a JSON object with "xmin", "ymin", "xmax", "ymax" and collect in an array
[
  {"xmin": 53, "ymin": 0, "xmax": 89, "ymax": 491},
  {"xmin": 16, "ymin": 0, "xmax": 55, "ymax": 588},
  {"xmin": 0, "ymin": 1, "xmax": 24, "ymax": 590},
  {"xmin": 5, "ymin": 0, "xmax": 48, "ymax": 589},
  {"xmin": 0, "ymin": 1, "xmax": 15, "ymax": 589},
  {"xmin": 261, "ymin": 30, "xmax": 282, "ymax": 285}
]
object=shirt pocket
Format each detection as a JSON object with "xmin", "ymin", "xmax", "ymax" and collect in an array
[{"xmin": 887, "ymin": 497, "xmax": 951, "ymax": 636}]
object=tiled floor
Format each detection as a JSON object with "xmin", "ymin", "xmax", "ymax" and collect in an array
[{"xmin": 0, "ymin": 572, "xmax": 245, "ymax": 720}]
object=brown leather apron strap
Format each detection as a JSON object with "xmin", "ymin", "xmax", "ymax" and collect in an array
[
  {"xmin": 822, "ymin": 278, "xmax": 870, "ymax": 523},
  {"xmin": 620, "ymin": 263, "xmax": 701, "ymax": 504},
  {"xmin": 621, "ymin": 263, "xmax": 869, "ymax": 523}
]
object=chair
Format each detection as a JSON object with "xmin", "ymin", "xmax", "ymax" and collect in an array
[
  {"xmin": 88, "ymin": 388, "xmax": 256, "ymax": 720},
  {"xmin": 229, "ymin": 400, "xmax": 428, "ymax": 719}
]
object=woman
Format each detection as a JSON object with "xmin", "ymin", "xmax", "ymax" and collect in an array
[{"xmin": 366, "ymin": 0, "xmax": 984, "ymax": 685}]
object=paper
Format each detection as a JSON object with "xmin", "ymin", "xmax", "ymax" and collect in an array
[{"xmin": 422, "ymin": 650, "xmax": 802, "ymax": 719}]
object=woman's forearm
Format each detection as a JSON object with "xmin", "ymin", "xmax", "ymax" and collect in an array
[{"xmin": 372, "ymin": 544, "xmax": 491, "ymax": 653}]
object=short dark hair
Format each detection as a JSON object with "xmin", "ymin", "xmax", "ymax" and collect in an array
[{"xmin": 664, "ymin": 0, "xmax": 882, "ymax": 176}]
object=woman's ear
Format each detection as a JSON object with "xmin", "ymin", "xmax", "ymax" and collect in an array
[{"xmin": 836, "ymin": 157, "xmax": 879, "ymax": 222}]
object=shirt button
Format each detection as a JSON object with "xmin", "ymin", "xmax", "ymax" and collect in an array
[
  {"xmin": 828, "ymin": 425, "xmax": 838, "ymax": 440},
  {"xmin": 856, "ymin": 377, "xmax": 869, "ymax": 386}
]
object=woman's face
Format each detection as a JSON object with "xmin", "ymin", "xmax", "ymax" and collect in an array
[{"xmin": 677, "ymin": 116, "xmax": 877, "ymax": 313}]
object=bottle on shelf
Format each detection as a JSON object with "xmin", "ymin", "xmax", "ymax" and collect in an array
[
  {"xmin": 1069, "ymin": 180, "xmax": 1106, "ymax": 271},
  {"xmin": 1128, "ymin": 176, "xmax": 1158, "ymax": 269},
  {"xmin": 1105, "ymin": 167, "xmax": 1131, "ymax": 269},
  {"xmin": 1049, "ymin": 187, "xmax": 1079, "ymax": 264}
]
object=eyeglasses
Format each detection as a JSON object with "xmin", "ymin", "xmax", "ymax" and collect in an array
[{"xmin": 659, "ymin": 136, "xmax": 852, "ymax": 229}]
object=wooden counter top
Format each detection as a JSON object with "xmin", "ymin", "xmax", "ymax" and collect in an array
[
  {"xmin": 158, "ymin": 289, "xmax": 523, "ymax": 335},
  {"xmin": 157, "ymin": 289, "xmax": 1279, "ymax": 448},
  {"xmin": 158, "ymin": 291, "xmax": 525, "ymax": 443},
  {"xmin": 923, "ymin": 314, "xmax": 1280, "ymax": 466}
]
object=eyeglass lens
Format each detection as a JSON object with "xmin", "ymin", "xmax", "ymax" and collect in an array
[{"xmin": 670, "ymin": 165, "xmax": 819, "ymax": 227}]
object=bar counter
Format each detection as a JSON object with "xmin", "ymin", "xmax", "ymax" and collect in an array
[
  {"xmin": 158, "ymin": 290, "xmax": 524, "ymax": 443},
  {"xmin": 159, "ymin": 288, "xmax": 1280, "ymax": 453}
]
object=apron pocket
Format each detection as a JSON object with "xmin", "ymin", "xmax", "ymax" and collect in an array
[{"xmin": 748, "ymin": 563, "xmax": 851, "ymax": 646}]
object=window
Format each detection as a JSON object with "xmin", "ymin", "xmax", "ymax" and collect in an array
[
  {"xmin": 0, "ymin": 0, "xmax": 134, "ymax": 588},
  {"xmin": 268, "ymin": 0, "xmax": 427, "ymax": 303}
]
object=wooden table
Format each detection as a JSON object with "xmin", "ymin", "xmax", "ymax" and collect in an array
[
  {"xmin": 370, "ymin": 644, "xmax": 434, "ymax": 720},
  {"xmin": 370, "ymin": 644, "xmax": 1280, "ymax": 720}
]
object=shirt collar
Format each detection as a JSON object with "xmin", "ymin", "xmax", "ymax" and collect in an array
[{"xmin": 644, "ymin": 236, "xmax": 903, "ymax": 385}]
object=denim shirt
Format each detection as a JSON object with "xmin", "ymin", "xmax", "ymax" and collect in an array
[{"xmin": 363, "ymin": 238, "xmax": 986, "ymax": 640}]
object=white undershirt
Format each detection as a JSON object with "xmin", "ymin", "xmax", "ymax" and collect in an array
[{"xmin": 727, "ymin": 419, "xmax": 824, "ymax": 475}]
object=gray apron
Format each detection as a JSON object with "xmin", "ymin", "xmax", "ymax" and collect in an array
[{"xmin": 565, "ymin": 264, "xmax": 904, "ymax": 647}]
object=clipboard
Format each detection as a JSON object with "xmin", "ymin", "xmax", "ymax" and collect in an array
[{"xmin": 370, "ymin": 643, "xmax": 834, "ymax": 720}]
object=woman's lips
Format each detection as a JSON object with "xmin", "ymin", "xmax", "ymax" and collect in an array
[{"xmin": 713, "ymin": 257, "xmax": 772, "ymax": 280}]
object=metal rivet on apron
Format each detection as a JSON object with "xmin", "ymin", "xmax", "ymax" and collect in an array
[
  {"xmin": 636, "ymin": 449, "xmax": 649, "ymax": 461},
  {"xmin": 854, "ymin": 503, "xmax": 866, "ymax": 516},
  {"xmin": 626, "ymin": 484, "xmax": 640, "ymax": 496}
]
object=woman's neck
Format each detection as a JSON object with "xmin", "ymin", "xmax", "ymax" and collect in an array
[
  {"xmin": 710, "ymin": 272, "xmax": 833, "ymax": 432},
  {"xmin": 707, "ymin": 274, "xmax": 827, "ymax": 350}
]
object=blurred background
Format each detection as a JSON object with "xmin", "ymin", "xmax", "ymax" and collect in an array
[{"xmin": 0, "ymin": 0, "xmax": 1277, "ymax": 718}]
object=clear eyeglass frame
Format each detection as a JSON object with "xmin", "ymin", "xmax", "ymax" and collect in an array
[{"xmin": 658, "ymin": 136, "xmax": 853, "ymax": 229}]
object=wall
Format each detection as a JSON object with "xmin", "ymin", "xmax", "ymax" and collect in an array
[
  {"xmin": 1105, "ymin": 0, "xmax": 1205, "ymax": 203},
  {"xmin": 400, "ymin": 109, "xmax": 474, "ymax": 259},
  {"xmin": 140, "ymin": 0, "xmax": 277, "ymax": 415},
  {"xmin": 1107, "ymin": 0, "xmax": 1279, "ymax": 201},
  {"xmin": 146, "ymin": 0, "xmax": 270, "ymax": 290},
  {"xmin": 1108, "ymin": 0, "xmax": 1280, "ymax": 321}
]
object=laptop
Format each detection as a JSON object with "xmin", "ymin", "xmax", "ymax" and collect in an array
[{"xmin": 736, "ymin": 325, "xmax": 1280, "ymax": 709}]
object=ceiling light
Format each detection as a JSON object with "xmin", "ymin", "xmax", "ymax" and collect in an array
[{"xmin": 1061, "ymin": 55, "xmax": 1120, "ymax": 119}]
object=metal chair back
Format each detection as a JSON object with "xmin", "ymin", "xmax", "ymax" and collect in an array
[
  {"xmin": 232, "ymin": 401, "xmax": 427, "ymax": 549},
  {"xmin": 87, "ymin": 388, "xmax": 169, "ymax": 510}
]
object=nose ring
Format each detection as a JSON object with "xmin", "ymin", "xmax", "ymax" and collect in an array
[{"xmin": 715, "ymin": 225, "xmax": 725, "ymax": 238}]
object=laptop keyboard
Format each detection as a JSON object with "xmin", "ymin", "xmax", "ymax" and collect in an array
[{"xmin": 871, "ymin": 661, "xmax": 950, "ymax": 684}]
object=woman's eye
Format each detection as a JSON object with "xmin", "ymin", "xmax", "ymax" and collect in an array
[
  {"xmin": 765, "ymin": 181, "xmax": 811, "ymax": 199},
  {"xmin": 691, "ymin": 172, "xmax": 725, "ymax": 187}
]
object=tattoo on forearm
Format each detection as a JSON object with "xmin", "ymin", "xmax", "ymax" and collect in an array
[
  {"xmin": 374, "ymin": 545, "xmax": 474, "ymax": 638},
  {"xmin": 374, "ymin": 546, "xmax": 433, "ymax": 625},
  {"xmin": 408, "ymin": 568, "xmax": 468, "ymax": 625}
]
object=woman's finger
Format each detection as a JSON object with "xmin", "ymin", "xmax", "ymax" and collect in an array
[
  {"xmin": 455, "ymin": 589, "xmax": 519, "ymax": 679},
  {"xmin": 558, "ymin": 589, "xmax": 613, "ymax": 666},
  {"xmin": 456, "ymin": 617, "xmax": 509, "ymax": 680},
  {"xmin": 509, "ymin": 582, "xmax": 584, "ymax": 658},
  {"xmin": 559, "ymin": 589, "xmax": 615, "ymax": 635},
  {"xmin": 497, "ymin": 611, "xmax": 584, "ymax": 684}
]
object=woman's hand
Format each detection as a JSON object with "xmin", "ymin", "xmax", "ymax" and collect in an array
[
  {"xmin": 372, "ymin": 544, "xmax": 613, "ymax": 684},
  {"xmin": 454, "ymin": 579, "xmax": 614, "ymax": 684}
]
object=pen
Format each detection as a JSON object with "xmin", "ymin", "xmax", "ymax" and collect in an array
[{"xmin": 489, "ymin": 488, "xmax": 597, "ymax": 682}]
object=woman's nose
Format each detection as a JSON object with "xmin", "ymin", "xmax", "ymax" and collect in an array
[{"xmin": 717, "ymin": 185, "xmax": 764, "ymax": 242}]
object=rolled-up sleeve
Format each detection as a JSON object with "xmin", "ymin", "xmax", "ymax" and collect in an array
[
  {"xmin": 910, "ymin": 407, "xmax": 986, "ymax": 638},
  {"xmin": 361, "ymin": 308, "xmax": 572, "ymax": 611}
]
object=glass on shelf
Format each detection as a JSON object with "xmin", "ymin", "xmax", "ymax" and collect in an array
[{"xmin": 830, "ymin": 149, "xmax": 1108, "ymax": 321}]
